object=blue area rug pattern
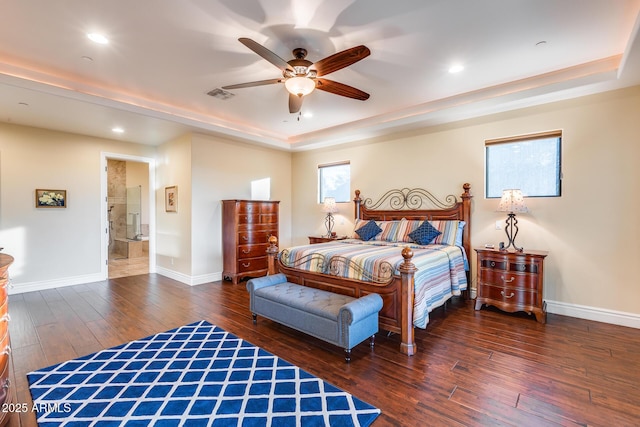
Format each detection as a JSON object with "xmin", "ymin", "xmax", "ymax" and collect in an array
[{"xmin": 27, "ymin": 320, "xmax": 381, "ymax": 427}]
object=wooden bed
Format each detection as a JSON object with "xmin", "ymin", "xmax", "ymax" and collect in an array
[{"xmin": 266, "ymin": 183, "xmax": 472, "ymax": 355}]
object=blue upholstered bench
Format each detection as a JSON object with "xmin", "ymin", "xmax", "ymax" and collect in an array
[{"xmin": 246, "ymin": 273, "xmax": 383, "ymax": 362}]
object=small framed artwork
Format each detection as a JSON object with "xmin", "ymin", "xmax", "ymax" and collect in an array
[
  {"xmin": 165, "ymin": 186, "xmax": 178, "ymax": 212},
  {"xmin": 35, "ymin": 189, "xmax": 67, "ymax": 208}
]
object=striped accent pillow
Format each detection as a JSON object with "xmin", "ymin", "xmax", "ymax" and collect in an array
[
  {"xmin": 374, "ymin": 221, "xmax": 403, "ymax": 241},
  {"xmin": 430, "ymin": 220, "xmax": 463, "ymax": 246}
]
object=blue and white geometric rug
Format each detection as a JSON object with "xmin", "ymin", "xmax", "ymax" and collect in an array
[{"xmin": 27, "ymin": 320, "xmax": 381, "ymax": 427}]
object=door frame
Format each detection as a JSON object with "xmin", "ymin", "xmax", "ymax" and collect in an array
[{"xmin": 100, "ymin": 152, "xmax": 156, "ymax": 279}]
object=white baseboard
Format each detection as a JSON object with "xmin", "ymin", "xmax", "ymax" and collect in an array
[
  {"xmin": 8, "ymin": 270, "xmax": 223, "ymax": 294},
  {"xmin": 8, "ymin": 273, "xmax": 105, "ymax": 295},
  {"xmin": 545, "ymin": 299, "xmax": 640, "ymax": 329},
  {"xmin": 154, "ymin": 267, "xmax": 222, "ymax": 286}
]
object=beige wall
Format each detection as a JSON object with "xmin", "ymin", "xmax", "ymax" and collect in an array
[
  {"xmin": 190, "ymin": 133, "xmax": 292, "ymax": 278},
  {"xmin": 0, "ymin": 123, "xmax": 155, "ymax": 289},
  {"xmin": 292, "ymin": 85, "xmax": 640, "ymax": 319}
]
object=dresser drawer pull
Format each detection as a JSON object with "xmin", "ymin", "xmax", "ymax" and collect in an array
[
  {"xmin": 242, "ymin": 262, "xmax": 251, "ymax": 268},
  {"xmin": 242, "ymin": 235, "xmax": 248, "ymax": 241},
  {"xmin": 490, "ymin": 261, "xmax": 496, "ymax": 267},
  {"xmin": 1, "ymin": 345, "xmax": 10, "ymax": 356},
  {"xmin": 2, "ymin": 378, "xmax": 9, "ymax": 391},
  {"xmin": 500, "ymin": 291, "xmax": 515, "ymax": 299},
  {"xmin": 501, "ymin": 275, "xmax": 515, "ymax": 283},
  {"xmin": 241, "ymin": 249, "xmax": 250, "ymax": 254},
  {"xmin": 0, "ymin": 314, "xmax": 9, "ymax": 323}
]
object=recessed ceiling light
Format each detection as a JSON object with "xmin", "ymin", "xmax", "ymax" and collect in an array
[
  {"xmin": 448, "ymin": 64, "xmax": 464, "ymax": 74},
  {"xmin": 87, "ymin": 33, "xmax": 109, "ymax": 44},
  {"xmin": 112, "ymin": 127, "xmax": 124, "ymax": 134}
]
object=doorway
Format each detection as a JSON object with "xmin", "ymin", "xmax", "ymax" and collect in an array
[{"xmin": 101, "ymin": 152, "xmax": 156, "ymax": 279}]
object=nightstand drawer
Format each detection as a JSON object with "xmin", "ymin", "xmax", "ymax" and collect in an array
[
  {"xmin": 480, "ymin": 259, "xmax": 508, "ymax": 270},
  {"xmin": 479, "ymin": 269, "xmax": 539, "ymax": 291},
  {"xmin": 479, "ymin": 284, "xmax": 537, "ymax": 307}
]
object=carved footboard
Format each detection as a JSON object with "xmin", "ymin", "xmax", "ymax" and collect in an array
[{"xmin": 266, "ymin": 235, "xmax": 418, "ymax": 356}]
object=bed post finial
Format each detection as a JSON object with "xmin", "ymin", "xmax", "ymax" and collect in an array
[
  {"xmin": 398, "ymin": 247, "xmax": 417, "ymax": 356},
  {"xmin": 267, "ymin": 235, "xmax": 278, "ymax": 275},
  {"xmin": 354, "ymin": 189, "xmax": 362, "ymax": 219}
]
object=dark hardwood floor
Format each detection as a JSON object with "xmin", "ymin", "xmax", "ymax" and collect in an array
[{"xmin": 7, "ymin": 274, "xmax": 640, "ymax": 426}]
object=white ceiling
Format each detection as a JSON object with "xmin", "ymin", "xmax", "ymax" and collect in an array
[{"xmin": 1, "ymin": 0, "xmax": 639, "ymax": 151}]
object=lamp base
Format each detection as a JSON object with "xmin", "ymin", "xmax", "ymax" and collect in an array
[
  {"xmin": 503, "ymin": 213, "xmax": 523, "ymax": 252},
  {"xmin": 324, "ymin": 212, "xmax": 335, "ymax": 238}
]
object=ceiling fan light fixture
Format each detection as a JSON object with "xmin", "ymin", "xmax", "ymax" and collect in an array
[{"xmin": 285, "ymin": 76, "xmax": 316, "ymax": 97}]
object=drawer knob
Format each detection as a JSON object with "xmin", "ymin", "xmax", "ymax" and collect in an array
[
  {"xmin": 242, "ymin": 262, "xmax": 250, "ymax": 268},
  {"xmin": 241, "ymin": 249, "xmax": 250, "ymax": 254},
  {"xmin": 501, "ymin": 275, "xmax": 515, "ymax": 283},
  {"xmin": 501, "ymin": 290, "xmax": 515, "ymax": 299},
  {"xmin": 242, "ymin": 236, "xmax": 248, "ymax": 241},
  {"xmin": 1, "ymin": 345, "xmax": 9, "ymax": 356},
  {"xmin": 490, "ymin": 261, "xmax": 496, "ymax": 267},
  {"xmin": 0, "ymin": 314, "xmax": 10, "ymax": 323}
]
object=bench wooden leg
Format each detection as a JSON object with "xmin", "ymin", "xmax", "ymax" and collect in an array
[
  {"xmin": 252, "ymin": 313, "xmax": 257, "ymax": 324},
  {"xmin": 369, "ymin": 335, "xmax": 375, "ymax": 348}
]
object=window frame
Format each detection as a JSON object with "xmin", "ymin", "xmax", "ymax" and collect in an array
[
  {"xmin": 318, "ymin": 161, "xmax": 351, "ymax": 203},
  {"xmin": 485, "ymin": 130, "xmax": 562, "ymax": 199}
]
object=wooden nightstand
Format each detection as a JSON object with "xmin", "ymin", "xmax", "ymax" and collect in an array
[
  {"xmin": 308, "ymin": 236, "xmax": 347, "ymax": 244},
  {"xmin": 474, "ymin": 248, "xmax": 548, "ymax": 323}
]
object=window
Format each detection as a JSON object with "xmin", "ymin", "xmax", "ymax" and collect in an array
[
  {"xmin": 485, "ymin": 131, "xmax": 562, "ymax": 198},
  {"xmin": 318, "ymin": 162, "xmax": 350, "ymax": 203}
]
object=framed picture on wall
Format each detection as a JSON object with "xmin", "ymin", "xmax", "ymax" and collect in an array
[
  {"xmin": 35, "ymin": 189, "xmax": 67, "ymax": 208},
  {"xmin": 165, "ymin": 186, "xmax": 178, "ymax": 212}
]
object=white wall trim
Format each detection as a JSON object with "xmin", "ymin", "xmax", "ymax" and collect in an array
[
  {"xmin": 155, "ymin": 267, "xmax": 222, "ymax": 286},
  {"xmin": 546, "ymin": 299, "xmax": 640, "ymax": 329},
  {"xmin": 8, "ymin": 273, "xmax": 104, "ymax": 295}
]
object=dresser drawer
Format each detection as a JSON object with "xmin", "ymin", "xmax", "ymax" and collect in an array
[
  {"xmin": 479, "ymin": 284, "xmax": 537, "ymax": 307},
  {"xmin": 237, "ymin": 257, "xmax": 268, "ymax": 273},
  {"xmin": 479, "ymin": 269, "xmax": 539, "ymax": 291},
  {"xmin": 238, "ymin": 203, "xmax": 260, "ymax": 214},
  {"xmin": 237, "ymin": 243, "xmax": 269, "ymax": 259},
  {"xmin": 238, "ymin": 230, "xmax": 277, "ymax": 245}
]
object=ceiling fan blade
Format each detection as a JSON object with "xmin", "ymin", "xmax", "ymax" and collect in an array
[
  {"xmin": 315, "ymin": 78, "xmax": 370, "ymax": 100},
  {"xmin": 239, "ymin": 38, "xmax": 295, "ymax": 73},
  {"xmin": 222, "ymin": 78, "xmax": 283, "ymax": 90},
  {"xmin": 289, "ymin": 94, "xmax": 303, "ymax": 113},
  {"xmin": 312, "ymin": 45, "xmax": 370, "ymax": 76}
]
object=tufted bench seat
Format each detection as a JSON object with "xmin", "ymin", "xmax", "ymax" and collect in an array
[{"xmin": 247, "ymin": 273, "xmax": 383, "ymax": 362}]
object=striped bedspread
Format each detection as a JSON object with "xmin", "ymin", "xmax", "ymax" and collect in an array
[{"xmin": 279, "ymin": 239, "xmax": 468, "ymax": 328}]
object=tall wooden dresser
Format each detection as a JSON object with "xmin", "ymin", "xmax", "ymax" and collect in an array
[
  {"xmin": 222, "ymin": 200, "xmax": 279, "ymax": 284},
  {"xmin": 0, "ymin": 254, "xmax": 14, "ymax": 427}
]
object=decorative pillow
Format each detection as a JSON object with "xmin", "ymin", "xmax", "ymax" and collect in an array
[
  {"xmin": 355, "ymin": 220, "xmax": 382, "ymax": 241},
  {"xmin": 430, "ymin": 220, "xmax": 463, "ymax": 246},
  {"xmin": 408, "ymin": 221, "xmax": 441, "ymax": 245}
]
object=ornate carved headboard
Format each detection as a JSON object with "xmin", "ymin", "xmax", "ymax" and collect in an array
[{"xmin": 353, "ymin": 183, "xmax": 473, "ymax": 263}]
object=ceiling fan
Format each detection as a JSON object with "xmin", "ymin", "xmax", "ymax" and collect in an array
[{"xmin": 221, "ymin": 38, "xmax": 370, "ymax": 114}]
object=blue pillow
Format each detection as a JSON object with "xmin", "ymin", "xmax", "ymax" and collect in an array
[
  {"xmin": 408, "ymin": 221, "xmax": 441, "ymax": 245},
  {"xmin": 355, "ymin": 220, "xmax": 382, "ymax": 241}
]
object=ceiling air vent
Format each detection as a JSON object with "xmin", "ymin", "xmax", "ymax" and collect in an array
[{"xmin": 207, "ymin": 88, "xmax": 235, "ymax": 100}]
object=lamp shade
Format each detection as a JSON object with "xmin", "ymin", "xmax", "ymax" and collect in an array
[
  {"xmin": 497, "ymin": 189, "xmax": 528, "ymax": 213},
  {"xmin": 322, "ymin": 197, "xmax": 338, "ymax": 213},
  {"xmin": 285, "ymin": 76, "xmax": 316, "ymax": 97}
]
